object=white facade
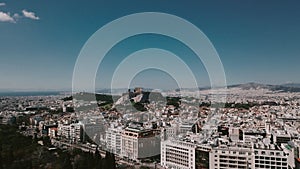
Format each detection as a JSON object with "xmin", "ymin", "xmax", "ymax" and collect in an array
[
  {"xmin": 209, "ymin": 143, "xmax": 290, "ymax": 169},
  {"xmin": 57, "ymin": 122, "xmax": 82, "ymax": 143},
  {"xmin": 281, "ymin": 143, "xmax": 295, "ymax": 169},
  {"xmin": 106, "ymin": 126, "xmax": 122, "ymax": 154},
  {"xmin": 209, "ymin": 145, "xmax": 253, "ymax": 169},
  {"xmin": 254, "ymin": 144, "xmax": 289, "ymax": 169},
  {"xmin": 161, "ymin": 139, "xmax": 196, "ymax": 169}
]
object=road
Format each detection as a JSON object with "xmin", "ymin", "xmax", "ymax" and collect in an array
[{"xmin": 52, "ymin": 139, "xmax": 166, "ymax": 169}]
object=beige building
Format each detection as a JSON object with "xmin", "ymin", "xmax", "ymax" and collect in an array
[{"xmin": 121, "ymin": 127, "xmax": 160, "ymax": 160}]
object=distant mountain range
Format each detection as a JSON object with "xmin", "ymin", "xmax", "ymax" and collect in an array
[
  {"xmin": 227, "ymin": 82, "xmax": 300, "ymax": 92},
  {"xmin": 281, "ymin": 83, "xmax": 300, "ymax": 88},
  {"xmin": 1, "ymin": 83, "xmax": 300, "ymax": 96}
]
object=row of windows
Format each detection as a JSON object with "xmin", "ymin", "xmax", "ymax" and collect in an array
[
  {"xmin": 255, "ymin": 160, "xmax": 287, "ymax": 166},
  {"xmin": 166, "ymin": 153, "xmax": 189, "ymax": 160},
  {"xmin": 219, "ymin": 164, "xmax": 249, "ymax": 168},
  {"xmin": 219, "ymin": 155, "xmax": 248, "ymax": 160},
  {"xmin": 165, "ymin": 157, "xmax": 189, "ymax": 167},
  {"xmin": 254, "ymin": 150, "xmax": 283, "ymax": 156},
  {"xmin": 166, "ymin": 148, "xmax": 189, "ymax": 155},
  {"xmin": 255, "ymin": 156, "xmax": 287, "ymax": 161},
  {"xmin": 255, "ymin": 164, "xmax": 287, "ymax": 169},
  {"xmin": 165, "ymin": 145, "xmax": 190, "ymax": 151},
  {"xmin": 219, "ymin": 160, "xmax": 248, "ymax": 164},
  {"xmin": 216, "ymin": 150, "xmax": 251, "ymax": 155}
]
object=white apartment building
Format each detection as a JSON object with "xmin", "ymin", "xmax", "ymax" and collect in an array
[
  {"xmin": 253, "ymin": 143, "xmax": 289, "ymax": 169},
  {"xmin": 57, "ymin": 122, "xmax": 82, "ymax": 143},
  {"xmin": 106, "ymin": 125, "xmax": 122, "ymax": 154},
  {"xmin": 121, "ymin": 127, "xmax": 160, "ymax": 160},
  {"xmin": 209, "ymin": 143, "xmax": 253, "ymax": 169},
  {"xmin": 161, "ymin": 139, "xmax": 197, "ymax": 169},
  {"xmin": 209, "ymin": 142, "xmax": 291, "ymax": 169}
]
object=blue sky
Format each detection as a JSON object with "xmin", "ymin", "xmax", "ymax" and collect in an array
[{"xmin": 0, "ymin": 0, "xmax": 299, "ymax": 90}]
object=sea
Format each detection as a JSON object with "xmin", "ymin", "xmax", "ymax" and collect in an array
[{"xmin": 0, "ymin": 91, "xmax": 63, "ymax": 97}]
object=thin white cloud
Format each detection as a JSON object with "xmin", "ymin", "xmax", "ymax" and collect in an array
[
  {"xmin": 0, "ymin": 11, "xmax": 15, "ymax": 23},
  {"xmin": 0, "ymin": 4, "xmax": 40, "ymax": 23},
  {"xmin": 13, "ymin": 13, "xmax": 20, "ymax": 18},
  {"xmin": 22, "ymin": 9, "xmax": 39, "ymax": 20}
]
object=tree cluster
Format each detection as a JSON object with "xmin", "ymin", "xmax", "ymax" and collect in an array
[{"xmin": 0, "ymin": 125, "xmax": 116, "ymax": 169}]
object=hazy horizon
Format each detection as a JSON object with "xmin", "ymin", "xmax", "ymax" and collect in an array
[{"xmin": 1, "ymin": 81, "xmax": 300, "ymax": 92}]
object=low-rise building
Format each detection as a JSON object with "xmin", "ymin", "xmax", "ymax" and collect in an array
[{"xmin": 57, "ymin": 122, "xmax": 83, "ymax": 143}]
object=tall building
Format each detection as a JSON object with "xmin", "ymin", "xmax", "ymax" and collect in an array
[
  {"xmin": 161, "ymin": 139, "xmax": 197, "ymax": 169},
  {"xmin": 253, "ymin": 143, "xmax": 289, "ymax": 169},
  {"xmin": 121, "ymin": 126, "xmax": 160, "ymax": 160},
  {"xmin": 208, "ymin": 141, "xmax": 291, "ymax": 169},
  {"xmin": 209, "ymin": 142, "xmax": 253, "ymax": 169},
  {"xmin": 106, "ymin": 125, "xmax": 122, "ymax": 154}
]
